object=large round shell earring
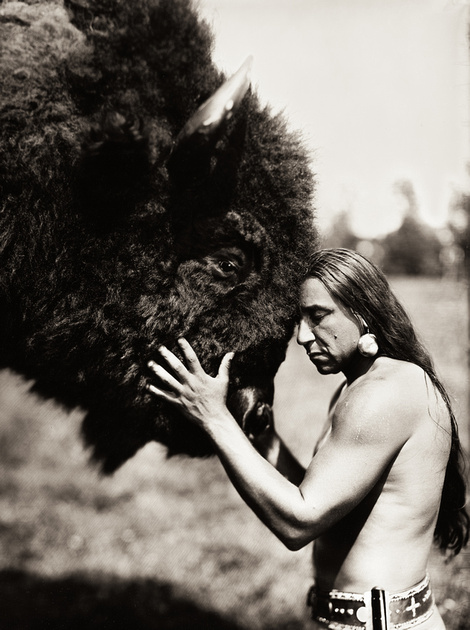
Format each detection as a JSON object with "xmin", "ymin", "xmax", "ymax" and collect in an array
[{"xmin": 357, "ymin": 322, "xmax": 379, "ymax": 357}]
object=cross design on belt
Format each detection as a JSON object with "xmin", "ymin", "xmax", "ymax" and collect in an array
[{"xmin": 406, "ymin": 596, "xmax": 421, "ymax": 617}]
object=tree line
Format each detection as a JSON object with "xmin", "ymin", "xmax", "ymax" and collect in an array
[{"xmin": 322, "ymin": 180, "xmax": 469, "ymax": 279}]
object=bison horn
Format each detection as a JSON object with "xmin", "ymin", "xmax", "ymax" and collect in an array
[
  {"xmin": 175, "ymin": 56, "xmax": 253, "ymax": 146},
  {"xmin": 168, "ymin": 57, "xmax": 252, "ymax": 225}
]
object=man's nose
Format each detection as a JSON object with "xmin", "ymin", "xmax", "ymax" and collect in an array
[{"xmin": 297, "ymin": 317, "xmax": 315, "ymax": 346}]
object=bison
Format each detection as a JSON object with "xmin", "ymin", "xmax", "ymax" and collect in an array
[{"xmin": 0, "ymin": 0, "xmax": 317, "ymax": 472}]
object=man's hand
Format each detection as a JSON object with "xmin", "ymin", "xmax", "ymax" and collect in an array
[
  {"xmin": 147, "ymin": 338, "xmax": 234, "ymax": 430},
  {"xmin": 249, "ymin": 413, "xmax": 280, "ymax": 459}
]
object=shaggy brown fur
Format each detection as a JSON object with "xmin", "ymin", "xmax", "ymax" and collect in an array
[{"xmin": 0, "ymin": 0, "xmax": 317, "ymax": 472}]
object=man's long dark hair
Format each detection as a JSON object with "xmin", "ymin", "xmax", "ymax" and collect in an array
[{"xmin": 306, "ymin": 248, "xmax": 469, "ymax": 555}]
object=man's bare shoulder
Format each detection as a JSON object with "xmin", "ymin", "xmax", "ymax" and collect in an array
[
  {"xmin": 347, "ymin": 358, "xmax": 427, "ymax": 405},
  {"xmin": 369, "ymin": 356, "xmax": 424, "ymax": 381},
  {"xmin": 333, "ymin": 358, "xmax": 428, "ymax": 446}
]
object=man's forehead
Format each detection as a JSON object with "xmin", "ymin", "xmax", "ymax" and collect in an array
[{"xmin": 299, "ymin": 277, "xmax": 336, "ymax": 309}]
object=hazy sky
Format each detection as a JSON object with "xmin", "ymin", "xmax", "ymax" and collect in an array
[{"xmin": 198, "ymin": 0, "xmax": 469, "ymax": 238}]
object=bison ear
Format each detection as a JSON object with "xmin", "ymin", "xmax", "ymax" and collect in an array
[
  {"xmin": 75, "ymin": 112, "xmax": 152, "ymax": 227},
  {"xmin": 167, "ymin": 57, "xmax": 252, "ymax": 199}
]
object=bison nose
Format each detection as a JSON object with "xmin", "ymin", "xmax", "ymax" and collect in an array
[{"xmin": 227, "ymin": 386, "xmax": 274, "ymax": 438}]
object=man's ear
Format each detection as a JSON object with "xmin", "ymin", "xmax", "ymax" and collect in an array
[{"xmin": 351, "ymin": 310, "xmax": 369, "ymax": 333}]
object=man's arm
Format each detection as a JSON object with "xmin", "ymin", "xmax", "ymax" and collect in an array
[
  {"xmin": 147, "ymin": 341, "xmax": 414, "ymax": 550},
  {"xmin": 205, "ymin": 380, "xmax": 414, "ymax": 550},
  {"xmin": 250, "ymin": 379, "xmax": 348, "ymax": 482},
  {"xmin": 250, "ymin": 424, "xmax": 306, "ymax": 485}
]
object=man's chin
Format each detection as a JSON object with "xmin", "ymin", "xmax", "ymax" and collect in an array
[
  {"xmin": 315, "ymin": 366, "xmax": 338, "ymax": 375},
  {"xmin": 310, "ymin": 358, "xmax": 339, "ymax": 375}
]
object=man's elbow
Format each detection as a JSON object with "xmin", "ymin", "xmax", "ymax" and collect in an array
[
  {"xmin": 282, "ymin": 535, "xmax": 309, "ymax": 551},
  {"xmin": 276, "ymin": 495, "xmax": 325, "ymax": 550},
  {"xmin": 278, "ymin": 524, "xmax": 316, "ymax": 551}
]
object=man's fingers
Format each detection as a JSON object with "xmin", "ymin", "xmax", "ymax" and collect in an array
[
  {"xmin": 148, "ymin": 360, "xmax": 183, "ymax": 392},
  {"xmin": 157, "ymin": 345, "xmax": 187, "ymax": 377},
  {"xmin": 177, "ymin": 338, "xmax": 202, "ymax": 372},
  {"xmin": 218, "ymin": 352, "xmax": 235, "ymax": 380},
  {"xmin": 146, "ymin": 382, "xmax": 181, "ymax": 404}
]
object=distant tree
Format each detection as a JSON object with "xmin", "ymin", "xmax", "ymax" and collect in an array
[
  {"xmin": 438, "ymin": 227, "xmax": 465, "ymax": 281},
  {"xmin": 322, "ymin": 211, "xmax": 359, "ymax": 250},
  {"xmin": 380, "ymin": 180, "xmax": 442, "ymax": 276},
  {"xmin": 447, "ymin": 189, "xmax": 469, "ymax": 257}
]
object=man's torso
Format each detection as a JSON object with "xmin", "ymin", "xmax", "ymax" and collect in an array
[{"xmin": 312, "ymin": 357, "xmax": 451, "ymax": 594}]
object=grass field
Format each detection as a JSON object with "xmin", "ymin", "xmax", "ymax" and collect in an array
[{"xmin": 0, "ymin": 276, "xmax": 469, "ymax": 629}]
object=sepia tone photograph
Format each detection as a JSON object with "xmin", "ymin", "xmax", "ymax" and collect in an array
[{"xmin": 1, "ymin": 0, "xmax": 469, "ymax": 628}]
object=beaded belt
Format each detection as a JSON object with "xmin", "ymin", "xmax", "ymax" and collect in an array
[{"xmin": 307, "ymin": 574, "xmax": 434, "ymax": 630}]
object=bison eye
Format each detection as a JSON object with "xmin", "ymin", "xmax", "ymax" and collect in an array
[
  {"xmin": 218, "ymin": 259, "xmax": 237, "ymax": 274},
  {"xmin": 204, "ymin": 247, "xmax": 249, "ymax": 283}
]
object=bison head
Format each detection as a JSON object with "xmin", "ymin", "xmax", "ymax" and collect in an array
[{"xmin": 0, "ymin": 0, "xmax": 317, "ymax": 472}]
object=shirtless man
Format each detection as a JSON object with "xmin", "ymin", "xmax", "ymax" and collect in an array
[{"xmin": 147, "ymin": 248, "xmax": 469, "ymax": 630}]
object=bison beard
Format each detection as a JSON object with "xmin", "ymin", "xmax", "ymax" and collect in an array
[{"xmin": 0, "ymin": 0, "xmax": 317, "ymax": 473}]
